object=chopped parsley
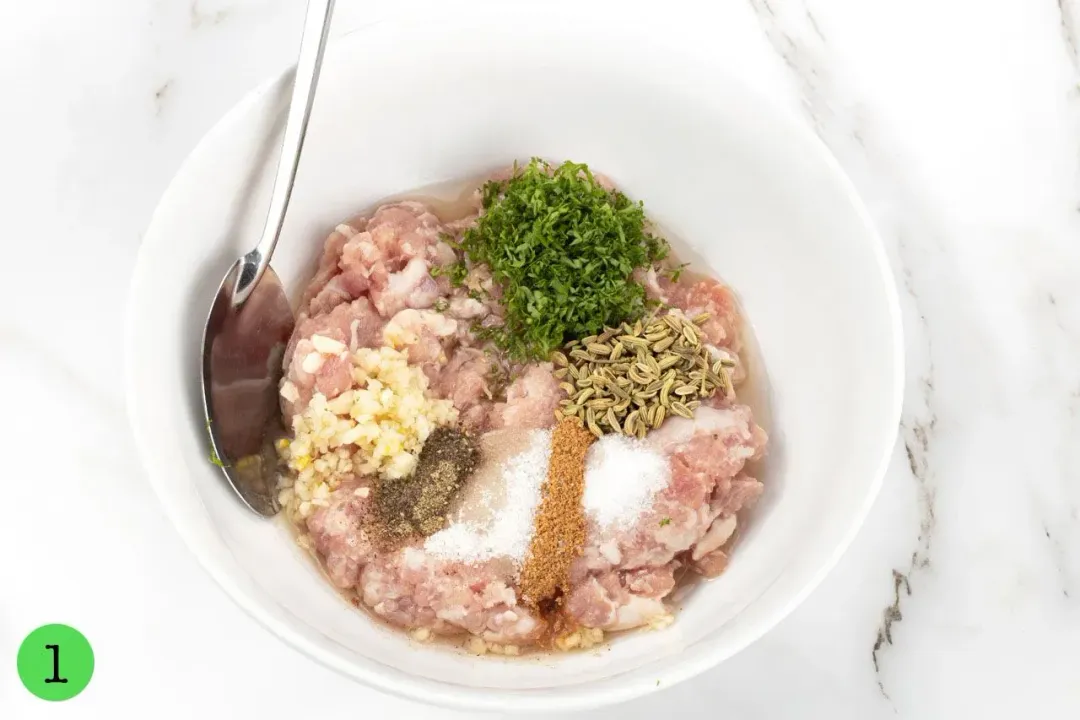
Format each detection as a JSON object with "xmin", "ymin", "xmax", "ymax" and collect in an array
[
  {"xmin": 430, "ymin": 263, "xmax": 467, "ymax": 285},
  {"xmin": 206, "ymin": 419, "xmax": 224, "ymax": 467},
  {"xmin": 455, "ymin": 158, "xmax": 669, "ymax": 360},
  {"xmin": 659, "ymin": 517, "xmax": 671, "ymax": 527},
  {"xmin": 664, "ymin": 262, "xmax": 690, "ymax": 283}
]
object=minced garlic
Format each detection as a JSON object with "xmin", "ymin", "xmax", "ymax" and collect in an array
[
  {"xmin": 553, "ymin": 627, "xmax": 604, "ymax": 652},
  {"xmin": 277, "ymin": 342, "xmax": 457, "ymax": 521}
]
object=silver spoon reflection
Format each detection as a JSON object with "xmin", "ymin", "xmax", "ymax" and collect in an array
[{"xmin": 200, "ymin": 0, "xmax": 335, "ymax": 517}]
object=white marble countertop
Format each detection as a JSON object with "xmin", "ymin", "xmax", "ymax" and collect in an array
[{"xmin": 2, "ymin": 0, "xmax": 1079, "ymax": 717}]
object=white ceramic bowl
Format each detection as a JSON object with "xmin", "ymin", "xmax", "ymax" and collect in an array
[{"xmin": 126, "ymin": 6, "xmax": 903, "ymax": 713}]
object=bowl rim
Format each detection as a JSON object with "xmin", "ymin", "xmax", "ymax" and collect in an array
[{"xmin": 125, "ymin": 7, "xmax": 905, "ymax": 713}]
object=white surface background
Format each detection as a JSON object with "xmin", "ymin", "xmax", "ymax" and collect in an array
[{"xmin": 1, "ymin": 0, "xmax": 1079, "ymax": 718}]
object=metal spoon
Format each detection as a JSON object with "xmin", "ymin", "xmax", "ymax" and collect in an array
[{"xmin": 201, "ymin": 0, "xmax": 336, "ymax": 517}]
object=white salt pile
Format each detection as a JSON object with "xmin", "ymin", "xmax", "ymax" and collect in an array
[
  {"xmin": 583, "ymin": 434, "xmax": 670, "ymax": 529},
  {"xmin": 424, "ymin": 430, "xmax": 551, "ymax": 564},
  {"xmin": 424, "ymin": 428, "xmax": 671, "ymax": 566}
]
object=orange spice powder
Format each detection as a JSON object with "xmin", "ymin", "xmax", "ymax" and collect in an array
[{"xmin": 519, "ymin": 416, "xmax": 596, "ymax": 609}]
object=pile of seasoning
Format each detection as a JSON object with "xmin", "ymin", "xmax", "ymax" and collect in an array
[
  {"xmin": 446, "ymin": 158, "xmax": 671, "ymax": 361},
  {"xmin": 553, "ymin": 310, "xmax": 735, "ymax": 438},
  {"xmin": 371, "ymin": 427, "xmax": 480, "ymax": 543},
  {"xmin": 519, "ymin": 417, "xmax": 596, "ymax": 609},
  {"xmin": 423, "ymin": 429, "xmax": 552, "ymax": 565},
  {"xmin": 583, "ymin": 434, "xmax": 670, "ymax": 530}
]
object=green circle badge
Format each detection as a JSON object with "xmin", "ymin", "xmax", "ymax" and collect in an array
[{"xmin": 17, "ymin": 624, "xmax": 94, "ymax": 701}]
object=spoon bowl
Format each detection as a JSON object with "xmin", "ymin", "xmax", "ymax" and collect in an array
[
  {"xmin": 198, "ymin": 0, "xmax": 335, "ymax": 516},
  {"xmin": 202, "ymin": 259, "xmax": 294, "ymax": 516}
]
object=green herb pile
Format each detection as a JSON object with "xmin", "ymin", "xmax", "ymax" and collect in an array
[{"xmin": 451, "ymin": 158, "xmax": 669, "ymax": 360}]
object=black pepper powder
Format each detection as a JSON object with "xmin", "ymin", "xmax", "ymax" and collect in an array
[{"xmin": 371, "ymin": 427, "xmax": 480, "ymax": 543}]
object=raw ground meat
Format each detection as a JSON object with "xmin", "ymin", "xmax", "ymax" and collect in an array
[
  {"xmin": 286, "ymin": 190, "xmax": 768, "ymax": 648},
  {"xmin": 640, "ymin": 267, "xmax": 744, "ymax": 353},
  {"xmin": 361, "ymin": 550, "xmax": 546, "ymax": 642},
  {"xmin": 306, "ymin": 484, "xmax": 545, "ymax": 642},
  {"xmin": 300, "ymin": 221, "xmax": 365, "ymax": 317},
  {"xmin": 306, "ymin": 481, "xmax": 377, "ymax": 589},
  {"xmin": 307, "ymin": 403, "xmax": 767, "ymax": 640},
  {"xmin": 296, "ymin": 202, "xmax": 456, "ymax": 321},
  {"xmin": 488, "ymin": 364, "xmax": 566, "ymax": 431},
  {"xmin": 432, "ymin": 348, "xmax": 494, "ymax": 431},
  {"xmin": 564, "ymin": 406, "xmax": 767, "ymax": 630},
  {"xmin": 280, "ymin": 296, "xmax": 385, "ymax": 416},
  {"xmin": 288, "ymin": 197, "xmax": 563, "ymax": 642}
]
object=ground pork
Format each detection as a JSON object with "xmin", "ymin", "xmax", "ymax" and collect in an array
[
  {"xmin": 360, "ymin": 549, "xmax": 546, "ymax": 642},
  {"xmin": 489, "ymin": 364, "xmax": 566, "ymax": 431},
  {"xmin": 281, "ymin": 297, "xmax": 385, "ymax": 416},
  {"xmin": 307, "ymin": 405, "xmax": 766, "ymax": 638},
  {"xmin": 286, "ymin": 195, "xmax": 768, "ymax": 648},
  {"xmin": 643, "ymin": 268, "xmax": 743, "ymax": 353},
  {"xmin": 564, "ymin": 405, "xmax": 767, "ymax": 630}
]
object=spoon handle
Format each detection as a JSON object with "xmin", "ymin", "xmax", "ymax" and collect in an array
[{"xmin": 231, "ymin": 0, "xmax": 336, "ymax": 308}]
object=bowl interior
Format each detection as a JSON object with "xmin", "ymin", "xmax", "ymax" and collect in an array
[{"xmin": 126, "ymin": 9, "xmax": 902, "ymax": 712}]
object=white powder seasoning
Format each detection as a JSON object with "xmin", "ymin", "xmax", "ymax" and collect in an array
[
  {"xmin": 425, "ymin": 429, "xmax": 669, "ymax": 565},
  {"xmin": 424, "ymin": 430, "xmax": 552, "ymax": 565},
  {"xmin": 583, "ymin": 435, "xmax": 670, "ymax": 530}
]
